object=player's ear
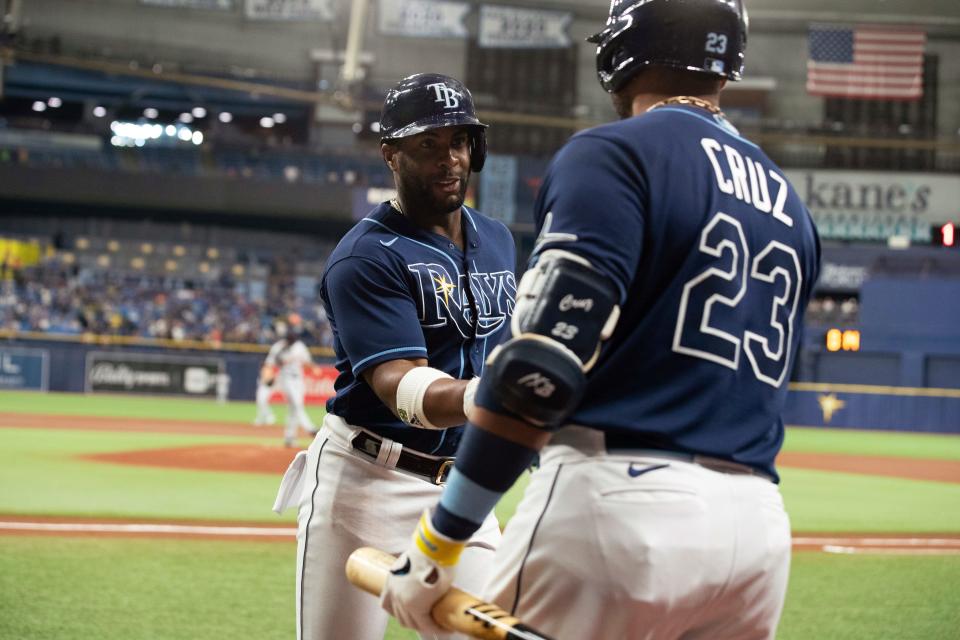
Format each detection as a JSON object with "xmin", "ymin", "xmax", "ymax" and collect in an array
[{"xmin": 381, "ymin": 143, "xmax": 399, "ymax": 172}]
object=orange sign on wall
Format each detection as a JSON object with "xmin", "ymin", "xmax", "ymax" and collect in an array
[{"xmin": 269, "ymin": 365, "xmax": 339, "ymax": 405}]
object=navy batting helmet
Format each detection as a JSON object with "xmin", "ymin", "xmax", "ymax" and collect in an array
[
  {"xmin": 379, "ymin": 73, "xmax": 488, "ymax": 172},
  {"xmin": 588, "ymin": 0, "xmax": 748, "ymax": 93}
]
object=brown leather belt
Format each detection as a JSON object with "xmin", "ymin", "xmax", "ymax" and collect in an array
[
  {"xmin": 615, "ymin": 448, "xmax": 774, "ymax": 483},
  {"xmin": 351, "ymin": 431, "xmax": 453, "ymax": 485}
]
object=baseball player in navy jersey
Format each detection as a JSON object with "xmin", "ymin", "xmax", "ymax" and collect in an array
[
  {"xmin": 380, "ymin": 2, "xmax": 821, "ymax": 638},
  {"xmin": 272, "ymin": 73, "xmax": 516, "ymax": 640}
]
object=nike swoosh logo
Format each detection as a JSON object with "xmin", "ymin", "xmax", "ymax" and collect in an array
[
  {"xmin": 380, "ymin": 237, "xmax": 398, "ymax": 247},
  {"xmin": 390, "ymin": 557, "xmax": 412, "ymax": 576},
  {"xmin": 627, "ymin": 463, "xmax": 669, "ymax": 478}
]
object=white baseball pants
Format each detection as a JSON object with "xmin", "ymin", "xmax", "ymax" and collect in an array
[
  {"xmin": 254, "ymin": 382, "xmax": 276, "ymax": 425},
  {"xmin": 275, "ymin": 414, "xmax": 502, "ymax": 640},
  {"xmin": 280, "ymin": 375, "xmax": 315, "ymax": 440},
  {"xmin": 481, "ymin": 427, "xmax": 792, "ymax": 640}
]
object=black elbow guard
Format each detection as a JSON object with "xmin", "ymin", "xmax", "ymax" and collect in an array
[{"xmin": 483, "ymin": 335, "xmax": 586, "ymax": 428}]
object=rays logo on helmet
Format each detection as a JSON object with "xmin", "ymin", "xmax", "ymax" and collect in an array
[{"xmin": 427, "ymin": 83, "xmax": 461, "ymax": 109}]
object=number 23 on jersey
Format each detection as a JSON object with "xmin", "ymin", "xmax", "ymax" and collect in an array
[{"xmin": 673, "ymin": 211, "xmax": 803, "ymax": 389}]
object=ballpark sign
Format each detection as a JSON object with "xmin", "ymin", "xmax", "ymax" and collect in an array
[
  {"xmin": 783, "ymin": 170, "xmax": 960, "ymax": 242},
  {"xmin": 478, "ymin": 5, "xmax": 572, "ymax": 49},
  {"xmin": 378, "ymin": 0, "xmax": 469, "ymax": 38},
  {"xmin": 0, "ymin": 347, "xmax": 49, "ymax": 391},
  {"xmin": 86, "ymin": 352, "xmax": 224, "ymax": 397},
  {"xmin": 268, "ymin": 364, "xmax": 338, "ymax": 405},
  {"xmin": 245, "ymin": 0, "xmax": 334, "ymax": 21}
]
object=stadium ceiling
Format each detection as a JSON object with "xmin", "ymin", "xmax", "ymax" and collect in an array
[
  {"xmin": 2, "ymin": 57, "xmax": 322, "ymax": 115},
  {"xmin": 525, "ymin": 0, "xmax": 960, "ymax": 32}
]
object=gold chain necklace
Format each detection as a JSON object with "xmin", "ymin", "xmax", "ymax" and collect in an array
[{"xmin": 646, "ymin": 95, "xmax": 724, "ymax": 117}]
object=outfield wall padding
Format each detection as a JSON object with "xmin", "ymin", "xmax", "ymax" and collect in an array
[{"xmin": 783, "ymin": 384, "xmax": 960, "ymax": 434}]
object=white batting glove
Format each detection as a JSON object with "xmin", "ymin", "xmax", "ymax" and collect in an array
[{"xmin": 380, "ymin": 510, "xmax": 466, "ymax": 635}]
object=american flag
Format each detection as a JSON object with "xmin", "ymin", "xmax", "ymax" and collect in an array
[{"xmin": 807, "ymin": 26, "xmax": 926, "ymax": 100}]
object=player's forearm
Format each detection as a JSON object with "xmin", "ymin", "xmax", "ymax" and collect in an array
[
  {"xmin": 364, "ymin": 359, "xmax": 474, "ymax": 429},
  {"xmin": 420, "ymin": 377, "xmax": 475, "ymax": 428},
  {"xmin": 432, "ymin": 417, "xmax": 540, "ymax": 540}
]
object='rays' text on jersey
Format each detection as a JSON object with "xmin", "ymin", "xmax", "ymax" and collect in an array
[{"xmin": 408, "ymin": 263, "xmax": 517, "ymax": 338}]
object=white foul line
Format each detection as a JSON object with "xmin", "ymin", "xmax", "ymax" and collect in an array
[
  {"xmin": 0, "ymin": 522, "xmax": 296, "ymax": 536},
  {"xmin": 1, "ymin": 523, "xmax": 958, "ymax": 553},
  {"xmin": 792, "ymin": 537, "xmax": 960, "ymax": 547},
  {"xmin": 823, "ymin": 545, "xmax": 960, "ymax": 556}
]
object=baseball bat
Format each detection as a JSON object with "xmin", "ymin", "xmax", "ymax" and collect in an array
[{"xmin": 346, "ymin": 547, "xmax": 555, "ymax": 640}]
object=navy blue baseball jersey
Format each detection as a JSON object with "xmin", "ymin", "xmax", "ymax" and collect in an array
[
  {"xmin": 530, "ymin": 104, "xmax": 820, "ymax": 479},
  {"xmin": 321, "ymin": 202, "xmax": 517, "ymax": 456}
]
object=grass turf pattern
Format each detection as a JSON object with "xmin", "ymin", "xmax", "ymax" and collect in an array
[{"xmin": 1, "ymin": 390, "xmax": 958, "ymax": 639}]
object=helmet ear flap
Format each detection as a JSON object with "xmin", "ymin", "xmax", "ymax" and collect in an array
[{"xmin": 470, "ymin": 128, "xmax": 487, "ymax": 172}]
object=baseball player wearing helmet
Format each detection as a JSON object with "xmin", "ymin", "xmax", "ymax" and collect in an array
[
  {"xmin": 381, "ymin": 2, "xmax": 821, "ymax": 638},
  {"xmin": 273, "ymin": 73, "xmax": 516, "ymax": 640}
]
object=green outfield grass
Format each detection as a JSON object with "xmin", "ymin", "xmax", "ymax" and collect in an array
[
  {"xmin": 0, "ymin": 537, "xmax": 295, "ymax": 640},
  {"xmin": 3, "ymin": 536, "xmax": 957, "ymax": 640},
  {"xmin": 783, "ymin": 426, "xmax": 960, "ymax": 460},
  {"xmin": 1, "ymin": 390, "xmax": 958, "ymax": 639},
  {"xmin": 0, "ymin": 390, "xmax": 326, "ymax": 425},
  {"xmin": 0, "ymin": 427, "xmax": 297, "ymax": 521},
  {"xmin": 781, "ymin": 467, "xmax": 960, "ymax": 532}
]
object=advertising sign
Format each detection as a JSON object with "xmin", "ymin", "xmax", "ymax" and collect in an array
[
  {"xmin": 269, "ymin": 364, "xmax": 338, "ymax": 405},
  {"xmin": 378, "ymin": 0, "xmax": 469, "ymax": 38},
  {"xmin": 86, "ymin": 352, "xmax": 224, "ymax": 397},
  {"xmin": 0, "ymin": 347, "xmax": 49, "ymax": 391},
  {"xmin": 783, "ymin": 170, "xmax": 960, "ymax": 242},
  {"xmin": 245, "ymin": 0, "xmax": 334, "ymax": 21},
  {"xmin": 140, "ymin": 0, "xmax": 233, "ymax": 9},
  {"xmin": 479, "ymin": 154, "xmax": 518, "ymax": 224},
  {"xmin": 479, "ymin": 5, "xmax": 572, "ymax": 48}
]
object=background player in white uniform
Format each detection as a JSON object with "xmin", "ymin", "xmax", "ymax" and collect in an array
[
  {"xmin": 252, "ymin": 363, "xmax": 277, "ymax": 426},
  {"xmin": 272, "ymin": 73, "xmax": 517, "ymax": 640},
  {"xmin": 265, "ymin": 329, "xmax": 317, "ymax": 447},
  {"xmin": 380, "ymin": 2, "xmax": 821, "ymax": 639}
]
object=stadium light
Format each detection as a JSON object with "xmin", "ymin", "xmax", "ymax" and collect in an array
[
  {"xmin": 218, "ymin": 112, "xmax": 233, "ymax": 123},
  {"xmin": 47, "ymin": 97, "xmax": 63, "ymax": 108},
  {"xmin": 144, "ymin": 108, "xmax": 159, "ymax": 119},
  {"xmin": 941, "ymin": 222, "xmax": 955, "ymax": 248},
  {"xmin": 192, "ymin": 107, "xmax": 207, "ymax": 118},
  {"xmin": 32, "ymin": 101, "xmax": 47, "ymax": 112},
  {"xmin": 92, "ymin": 106, "xmax": 107, "ymax": 118},
  {"xmin": 273, "ymin": 113, "xmax": 287, "ymax": 124},
  {"xmin": 260, "ymin": 117, "xmax": 275, "ymax": 128}
]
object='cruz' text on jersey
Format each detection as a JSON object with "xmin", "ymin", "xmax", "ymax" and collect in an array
[{"xmin": 701, "ymin": 137, "xmax": 794, "ymax": 227}]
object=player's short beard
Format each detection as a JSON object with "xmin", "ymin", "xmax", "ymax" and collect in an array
[{"xmin": 397, "ymin": 162, "xmax": 469, "ymax": 217}]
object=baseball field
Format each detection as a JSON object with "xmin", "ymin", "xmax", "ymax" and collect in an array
[{"xmin": 1, "ymin": 390, "xmax": 958, "ymax": 639}]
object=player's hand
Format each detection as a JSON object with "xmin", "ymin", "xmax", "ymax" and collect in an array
[{"xmin": 380, "ymin": 510, "xmax": 465, "ymax": 634}]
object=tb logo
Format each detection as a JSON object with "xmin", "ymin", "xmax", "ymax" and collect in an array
[{"xmin": 427, "ymin": 82, "xmax": 460, "ymax": 109}]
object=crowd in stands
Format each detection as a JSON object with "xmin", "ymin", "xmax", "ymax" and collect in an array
[
  {"xmin": 0, "ymin": 254, "xmax": 334, "ymax": 349},
  {"xmin": 2, "ymin": 250, "xmax": 861, "ymax": 351}
]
